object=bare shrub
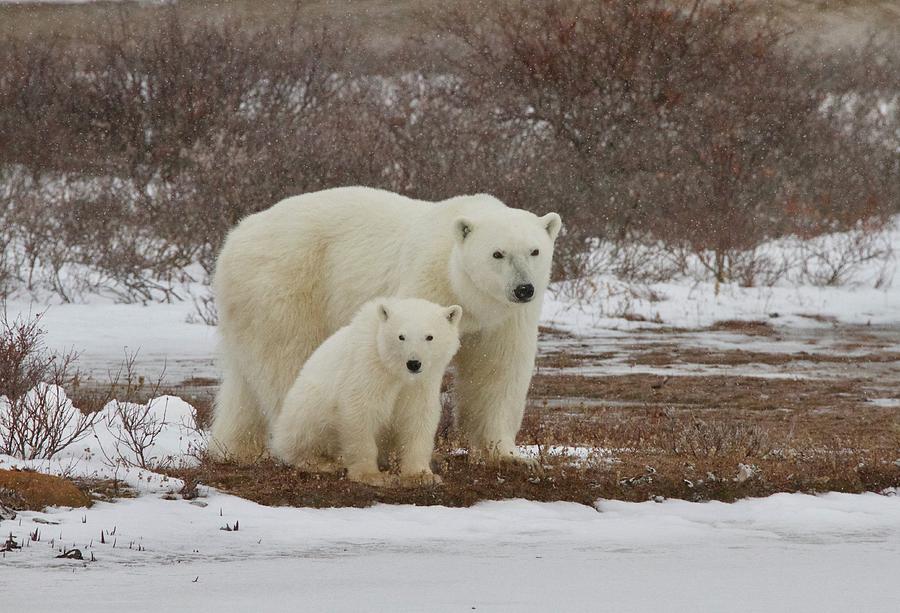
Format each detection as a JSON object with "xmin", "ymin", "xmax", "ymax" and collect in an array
[
  {"xmin": 93, "ymin": 352, "xmax": 170, "ymax": 469},
  {"xmin": 0, "ymin": 36, "xmax": 82, "ymax": 171},
  {"xmin": 437, "ymin": 0, "xmax": 899, "ymax": 286},
  {"xmin": 0, "ymin": 313, "xmax": 97, "ymax": 459},
  {"xmin": 796, "ymin": 222, "xmax": 895, "ymax": 287},
  {"xmin": 1, "ymin": 1, "xmax": 898, "ymax": 302},
  {"xmin": 663, "ymin": 414, "xmax": 770, "ymax": 460},
  {"xmin": 187, "ymin": 290, "xmax": 219, "ymax": 326},
  {"xmin": 0, "ymin": 168, "xmax": 23, "ymax": 300}
]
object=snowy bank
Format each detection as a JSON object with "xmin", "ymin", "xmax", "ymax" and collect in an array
[
  {"xmin": 544, "ymin": 217, "xmax": 900, "ymax": 332},
  {"xmin": 2, "ymin": 473, "xmax": 899, "ymax": 612}
]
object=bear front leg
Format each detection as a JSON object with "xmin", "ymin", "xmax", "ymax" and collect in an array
[
  {"xmin": 393, "ymin": 385, "xmax": 443, "ymax": 487},
  {"xmin": 339, "ymin": 398, "xmax": 397, "ymax": 487},
  {"xmin": 454, "ymin": 310, "xmax": 539, "ymax": 467}
]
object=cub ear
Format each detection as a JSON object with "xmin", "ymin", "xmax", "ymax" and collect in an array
[
  {"xmin": 378, "ymin": 303, "xmax": 390, "ymax": 322},
  {"xmin": 455, "ymin": 217, "xmax": 473, "ymax": 242},
  {"xmin": 540, "ymin": 212, "xmax": 562, "ymax": 241},
  {"xmin": 445, "ymin": 305, "xmax": 463, "ymax": 325}
]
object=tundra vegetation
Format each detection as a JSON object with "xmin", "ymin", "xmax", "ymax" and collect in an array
[{"xmin": 0, "ymin": 1, "xmax": 897, "ymax": 306}]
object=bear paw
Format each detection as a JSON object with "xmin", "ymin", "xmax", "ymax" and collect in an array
[
  {"xmin": 398, "ymin": 471, "xmax": 444, "ymax": 488},
  {"xmin": 301, "ymin": 458, "xmax": 342, "ymax": 474},
  {"xmin": 346, "ymin": 470, "xmax": 398, "ymax": 488},
  {"xmin": 468, "ymin": 448, "xmax": 544, "ymax": 473}
]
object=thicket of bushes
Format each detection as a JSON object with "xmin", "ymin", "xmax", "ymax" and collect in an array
[{"xmin": 0, "ymin": 1, "xmax": 897, "ymax": 304}]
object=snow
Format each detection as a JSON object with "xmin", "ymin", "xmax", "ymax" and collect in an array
[
  {"xmin": 2, "ymin": 461, "xmax": 899, "ymax": 612},
  {"xmin": 543, "ymin": 217, "xmax": 900, "ymax": 334},
  {"xmin": 1, "ymin": 389, "xmax": 204, "ymax": 469},
  {"xmin": 2, "ymin": 299, "xmax": 217, "ymax": 382}
]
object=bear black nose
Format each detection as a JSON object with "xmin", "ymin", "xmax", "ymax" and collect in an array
[
  {"xmin": 406, "ymin": 360, "xmax": 422, "ymax": 373},
  {"xmin": 514, "ymin": 283, "xmax": 535, "ymax": 302}
]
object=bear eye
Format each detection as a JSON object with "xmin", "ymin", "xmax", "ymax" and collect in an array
[
  {"xmin": 426, "ymin": 335, "xmax": 433, "ymax": 341},
  {"xmin": 399, "ymin": 335, "xmax": 405, "ymax": 341},
  {"xmin": 493, "ymin": 251, "xmax": 504, "ymax": 259},
  {"xmin": 531, "ymin": 249, "xmax": 540, "ymax": 256}
]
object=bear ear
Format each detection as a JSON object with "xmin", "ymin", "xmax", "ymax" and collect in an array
[
  {"xmin": 455, "ymin": 218, "xmax": 473, "ymax": 243},
  {"xmin": 540, "ymin": 212, "xmax": 562, "ymax": 241},
  {"xmin": 445, "ymin": 305, "xmax": 463, "ymax": 325},
  {"xmin": 378, "ymin": 303, "xmax": 390, "ymax": 322}
]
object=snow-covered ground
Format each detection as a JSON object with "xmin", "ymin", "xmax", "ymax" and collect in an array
[
  {"xmin": 544, "ymin": 218, "xmax": 900, "ymax": 333},
  {"xmin": 3, "ymin": 445, "xmax": 900, "ymax": 612}
]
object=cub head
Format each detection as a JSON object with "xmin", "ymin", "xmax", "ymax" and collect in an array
[
  {"xmin": 452, "ymin": 208, "xmax": 562, "ymax": 307},
  {"xmin": 374, "ymin": 298, "xmax": 463, "ymax": 382}
]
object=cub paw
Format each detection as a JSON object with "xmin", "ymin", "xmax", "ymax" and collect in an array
[{"xmin": 399, "ymin": 471, "xmax": 444, "ymax": 488}]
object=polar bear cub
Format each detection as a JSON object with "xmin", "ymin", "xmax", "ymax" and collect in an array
[{"xmin": 271, "ymin": 298, "xmax": 462, "ymax": 487}]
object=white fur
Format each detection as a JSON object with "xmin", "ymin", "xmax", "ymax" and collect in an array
[
  {"xmin": 270, "ymin": 298, "xmax": 461, "ymax": 486},
  {"xmin": 210, "ymin": 186, "xmax": 561, "ymax": 464}
]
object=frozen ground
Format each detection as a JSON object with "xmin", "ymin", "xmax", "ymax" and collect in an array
[{"xmin": 3, "ymin": 448, "xmax": 900, "ymax": 613}]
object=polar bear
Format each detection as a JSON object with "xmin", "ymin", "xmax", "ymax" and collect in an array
[
  {"xmin": 210, "ymin": 186, "xmax": 561, "ymax": 465},
  {"xmin": 270, "ymin": 298, "xmax": 462, "ymax": 487}
]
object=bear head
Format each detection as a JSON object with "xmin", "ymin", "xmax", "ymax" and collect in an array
[
  {"xmin": 451, "ymin": 208, "xmax": 562, "ymax": 314},
  {"xmin": 374, "ymin": 298, "xmax": 463, "ymax": 383}
]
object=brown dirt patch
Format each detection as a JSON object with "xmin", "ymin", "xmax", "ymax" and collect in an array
[
  {"xmin": 0, "ymin": 469, "xmax": 92, "ymax": 510},
  {"xmin": 169, "ymin": 444, "xmax": 900, "ymax": 509},
  {"xmin": 709, "ymin": 320, "xmax": 777, "ymax": 336},
  {"xmin": 537, "ymin": 351, "xmax": 617, "ymax": 369},
  {"xmin": 631, "ymin": 348, "xmax": 900, "ymax": 367}
]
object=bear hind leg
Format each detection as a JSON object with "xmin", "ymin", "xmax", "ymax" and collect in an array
[{"xmin": 209, "ymin": 373, "xmax": 268, "ymax": 464}]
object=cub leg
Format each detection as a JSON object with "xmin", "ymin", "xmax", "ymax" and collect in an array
[
  {"xmin": 270, "ymin": 382, "xmax": 337, "ymax": 471},
  {"xmin": 393, "ymin": 384, "xmax": 443, "ymax": 487},
  {"xmin": 339, "ymin": 394, "xmax": 396, "ymax": 487}
]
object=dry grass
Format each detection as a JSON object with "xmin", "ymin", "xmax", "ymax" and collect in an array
[
  {"xmin": 709, "ymin": 320, "xmax": 777, "ymax": 336},
  {"xmin": 0, "ymin": 468, "xmax": 91, "ymax": 510},
  {"xmin": 169, "ymin": 442, "xmax": 899, "ymax": 509},
  {"xmin": 162, "ymin": 368, "xmax": 900, "ymax": 508},
  {"xmin": 630, "ymin": 348, "xmax": 900, "ymax": 367}
]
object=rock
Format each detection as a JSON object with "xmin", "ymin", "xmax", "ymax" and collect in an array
[
  {"xmin": 33, "ymin": 517, "xmax": 60, "ymax": 525},
  {"xmin": 1, "ymin": 533, "xmax": 20, "ymax": 551},
  {"xmin": 56, "ymin": 548, "xmax": 83, "ymax": 560},
  {"xmin": 0, "ymin": 503, "xmax": 16, "ymax": 521},
  {"xmin": 0, "ymin": 469, "xmax": 91, "ymax": 510},
  {"xmin": 735, "ymin": 463, "xmax": 759, "ymax": 483}
]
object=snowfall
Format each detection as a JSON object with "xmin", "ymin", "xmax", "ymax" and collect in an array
[{"xmin": 2, "ymin": 220, "xmax": 900, "ymax": 612}]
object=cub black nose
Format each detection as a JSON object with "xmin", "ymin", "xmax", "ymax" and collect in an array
[
  {"xmin": 406, "ymin": 360, "xmax": 422, "ymax": 373},
  {"xmin": 514, "ymin": 283, "xmax": 535, "ymax": 302}
]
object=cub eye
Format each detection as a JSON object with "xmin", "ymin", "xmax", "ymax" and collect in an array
[
  {"xmin": 426, "ymin": 335, "xmax": 433, "ymax": 341},
  {"xmin": 399, "ymin": 335, "xmax": 405, "ymax": 341},
  {"xmin": 531, "ymin": 249, "xmax": 540, "ymax": 256},
  {"xmin": 493, "ymin": 251, "xmax": 504, "ymax": 259}
]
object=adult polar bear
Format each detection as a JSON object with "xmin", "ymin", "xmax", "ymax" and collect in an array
[{"xmin": 210, "ymin": 186, "xmax": 562, "ymax": 465}]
